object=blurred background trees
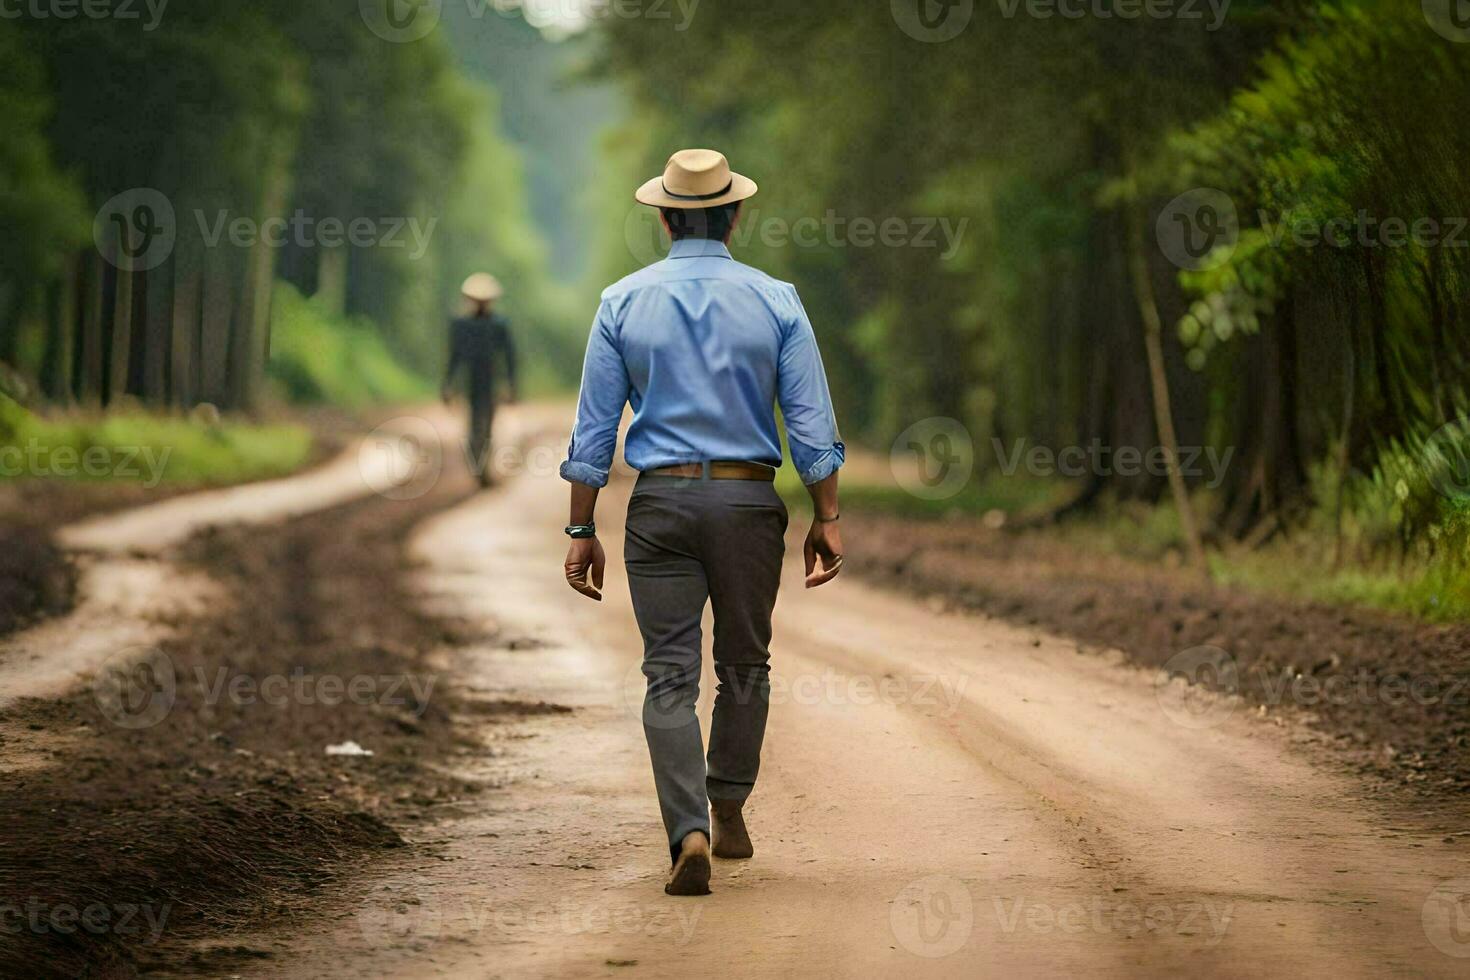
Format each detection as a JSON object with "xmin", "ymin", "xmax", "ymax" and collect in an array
[
  {"xmin": 0, "ymin": 0, "xmax": 591, "ymax": 416},
  {"xmin": 1, "ymin": 0, "xmax": 1467, "ymax": 579},
  {"xmin": 593, "ymin": 0, "xmax": 1469, "ymax": 572}
]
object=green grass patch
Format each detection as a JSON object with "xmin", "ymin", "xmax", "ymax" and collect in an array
[
  {"xmin": 1212, "ymin": 548, "xmax": 1470, "ymax": 624},
  {"xmin": 0, "ymin": 398, "xmax": 312, "ymax": 487},
  {"xmin": 827, "ymin": 454, "xmax": 1470, "ymax": 623},
  {"xmin": 268, "ymin": 283, "xmax": 432, "ymax": 407}
]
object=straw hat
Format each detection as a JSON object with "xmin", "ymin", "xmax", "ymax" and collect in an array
[
  {"xmin": 461, "ymin": 273, "xmax": 503, "ymax": 303},
  {"xmin": 635, "ymin": 149, "xmax": 758, "ymax": 210}
]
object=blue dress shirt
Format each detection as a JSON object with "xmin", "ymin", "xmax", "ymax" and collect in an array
[{"xmin": 560, "ymin": 238, "xmax": 845, "ymax": 488}]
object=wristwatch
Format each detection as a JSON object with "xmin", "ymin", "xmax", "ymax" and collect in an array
[{"xmin": 564, "ymin": 523, "xmax": 597, "ymax": 539}]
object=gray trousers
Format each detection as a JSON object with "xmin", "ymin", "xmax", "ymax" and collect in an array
[{"xmin": 623, "ymin": 473, "xmax": 788, "ymax": 863}]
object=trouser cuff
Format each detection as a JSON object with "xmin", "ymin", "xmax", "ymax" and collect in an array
[{"xmin": 706, "ymin": 777, "xmax": 753, "ymax": 803}]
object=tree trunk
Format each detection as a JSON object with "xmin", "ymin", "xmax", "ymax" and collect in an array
[
  {"xmin": 143, "ymin": 261, "xmax": 172, "ymax": 404},
  {"xmin": 75, "ymin": 250, "xmax": 105, "ymax": 405},
  {"xmin": 0, "ymin": 283, "xmax": 20, "ymax": 365},
  {"xmin": 107, "ymin": 266, "xmax": 135, "ymax": 405},
  {"xmin": 1126, "ymin": 202, "xmax": 1209, "ymax": 575},
  {"xmin": 1331, "ymin": 289, "xmax": 1357, "ymax": 569},
  {"xmin": 41, "ymin": 257, "xmax": 77, "ymax": 404},
  {"xmin": 198, "ymin": 245, "xmax": 234, "ymax": 408},
  {"xmin": 229, "ymin": 143, "xmax": 292, "ymax": 413},
  {"xmin": 315, "ymin": 245, "xmax": 348, "ymax": 317},
  {"xmin": 170, "ymin": 244, "xmax": 202, "ymax": 408}
]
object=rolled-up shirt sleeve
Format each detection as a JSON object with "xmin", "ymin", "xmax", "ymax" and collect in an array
[
  {"xmin": 560, "ymin": 300, "xmax": 629, "ymax": 488},
  {"xmin": 777, "ymin": 287, "xmax": 845, "ymax": 485}
]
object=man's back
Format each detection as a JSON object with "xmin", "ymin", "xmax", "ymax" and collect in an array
[{"xmin": 563, "ymin": 238, "xmax": 842, "ymax": 488}]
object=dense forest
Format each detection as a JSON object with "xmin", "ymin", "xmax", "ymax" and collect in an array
[
  {"xmin": 2, "ymin": 0, "xmax": 1468, "ymax": 576},
  {"xmin": 594, "ymin": 0, "xmax": 1470, "ymax": 572},
  {"xmin": 0, "ymin": 1, "xmax": 589, "ymax": 413}
]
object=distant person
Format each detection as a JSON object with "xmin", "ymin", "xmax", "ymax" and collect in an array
[
  {"xmin": 442, "ymin": 273, "xmax": 518, "ymax": 486},
  {"xmin": 559, "ymin": 149, "xmax": 846, "ymax": 896}
]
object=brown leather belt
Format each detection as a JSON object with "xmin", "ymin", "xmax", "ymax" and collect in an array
[{"xmin": 643, "ymin": 461, "xmax": 776, "ymax": 482}]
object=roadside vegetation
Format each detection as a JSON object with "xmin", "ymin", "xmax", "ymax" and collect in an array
[
  {"xmin": 606, "ymin": 0, "xmax": 1470, "ymax": 621},
  {"xmin": 0, "ymin": 395, "xmax": 311, "ymax": 487}
]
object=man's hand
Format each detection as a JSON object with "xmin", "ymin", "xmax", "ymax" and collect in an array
[
  {"xmin": 803, "ymin": 520, "xmax": 843, "ymax": 589},
  {"xmin": 564, "ymin": 536, "xmax": 606, "ymax": 601}
]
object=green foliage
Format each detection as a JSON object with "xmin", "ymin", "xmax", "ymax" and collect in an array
[
  {"xmin": 0, "ymin": 396, "xmax": 312, "ymax": 486},
  {"xmin": 266, "ymin": 284, "xmax": 430, "ymax": 407},
  {"xmin": 0, "ymin": 25, "xmax": 89, "ymax": 281}
]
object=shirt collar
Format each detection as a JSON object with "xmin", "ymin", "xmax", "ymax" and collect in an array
[{"xmin": 667, "ymin": 238, "xmax": 733, "ymax": 261}]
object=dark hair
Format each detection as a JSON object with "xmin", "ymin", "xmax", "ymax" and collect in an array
[{"xmin": 659, "ymin": 203, "xmax": 742, "ymax": 242}]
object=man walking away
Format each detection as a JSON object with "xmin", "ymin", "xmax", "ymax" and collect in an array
[
  {"xmin": 559, "ymin": 149, "xmax": 846, "ymax": 896},
  {"xmin": 443, "ymin": 273, "xmax": 518, "ymax": 486}
]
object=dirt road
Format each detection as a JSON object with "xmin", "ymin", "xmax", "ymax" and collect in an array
[{"xmin": 235, "ymin": 415, "xmax": 1470, "ymax": 979}]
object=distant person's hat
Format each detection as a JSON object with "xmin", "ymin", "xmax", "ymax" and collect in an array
[
  {"xmin": 461, "ymin": 273, "xmax": 503, "ymax": 303},
  {"xmin": 635, "ymin": 149, "xmax": 758, "ymax": 210}
]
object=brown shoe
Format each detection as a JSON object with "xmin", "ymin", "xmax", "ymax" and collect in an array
[
  {"xmin": 665, "ymin": 831, "xmax": 711, "ymax": 896},
  {"xmin": 710, "ymin": 798, "xmax": 753, "ymax": 859}
]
